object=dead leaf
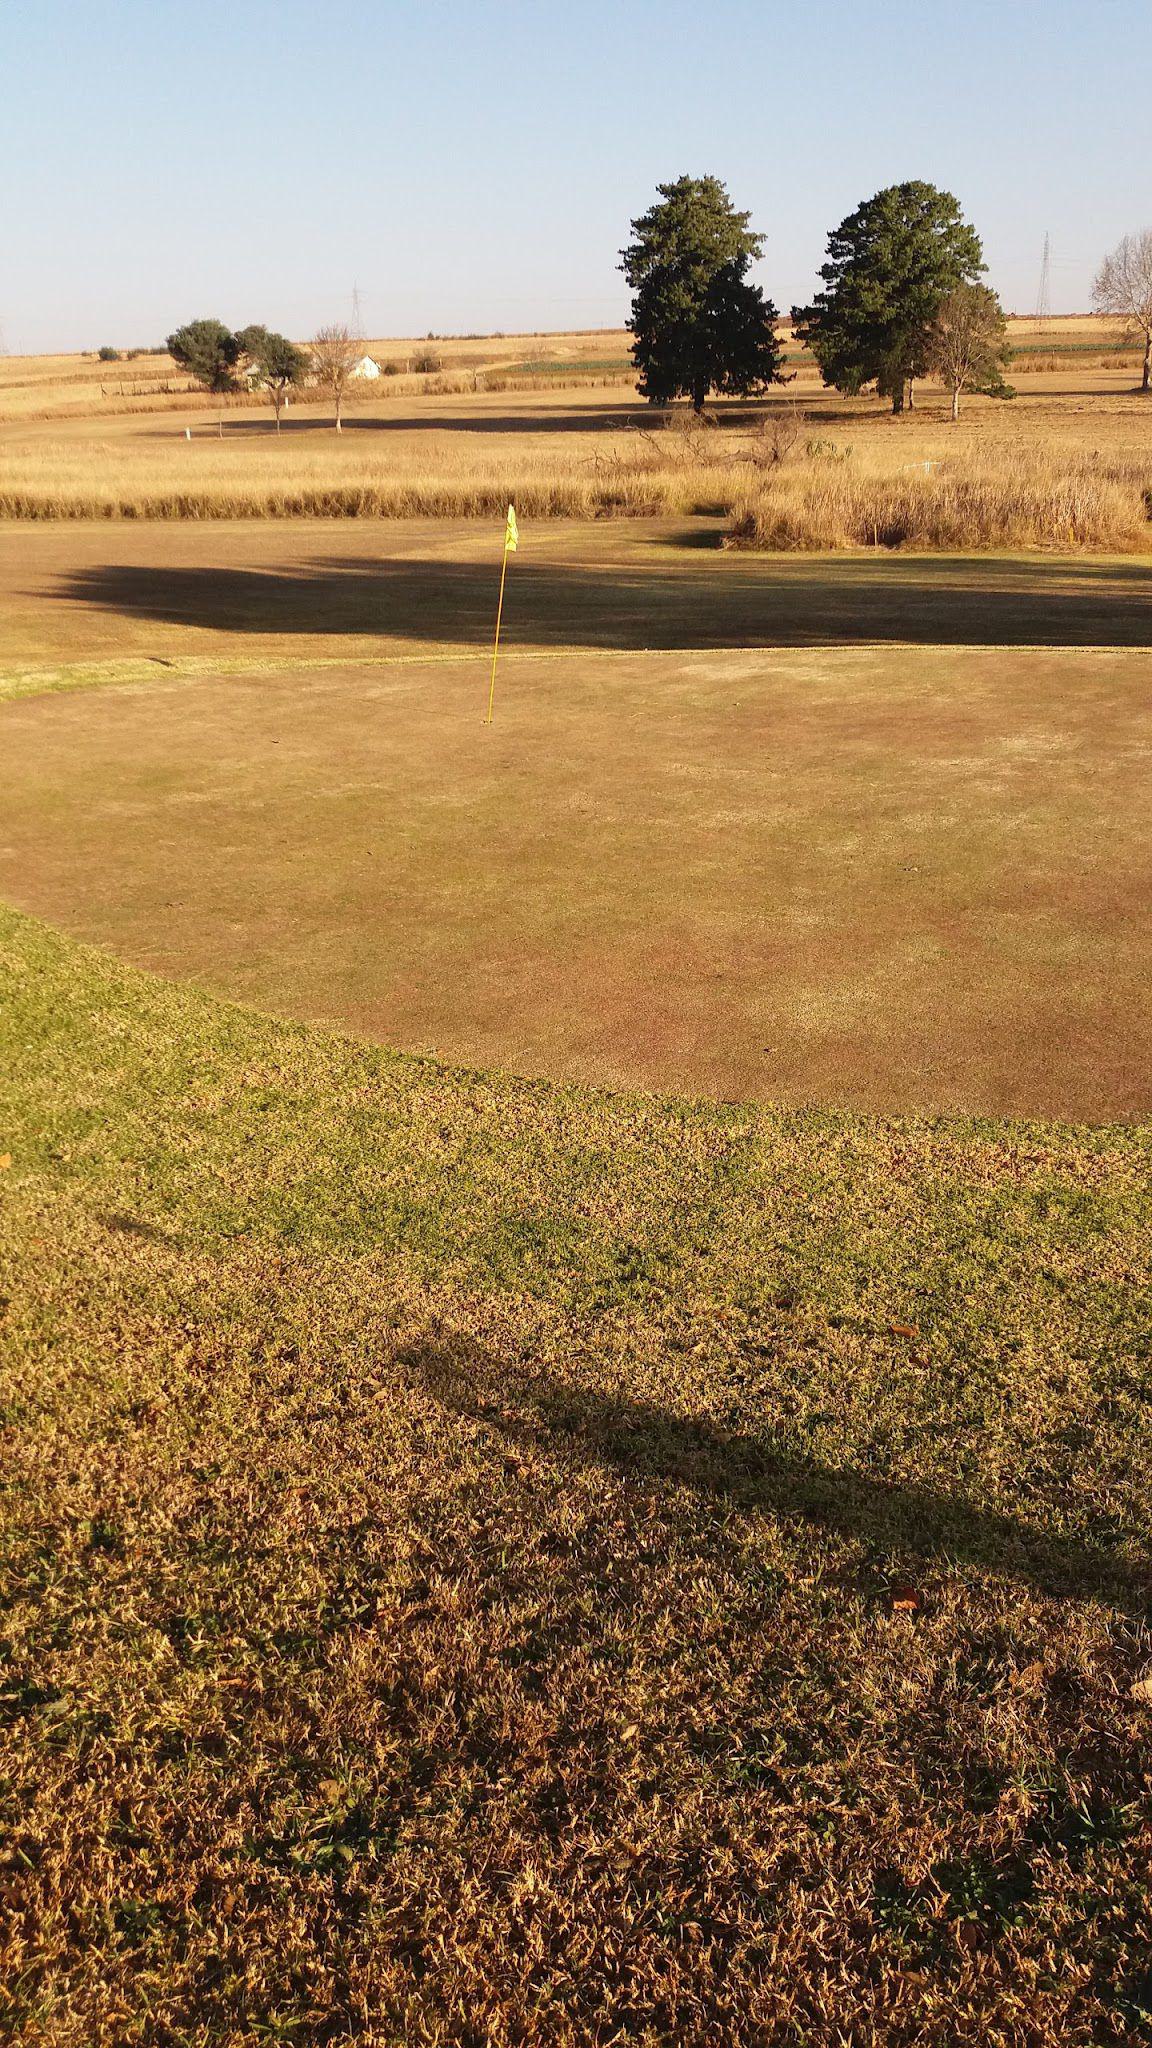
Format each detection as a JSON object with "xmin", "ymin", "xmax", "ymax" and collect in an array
[
  {"xmin": 1011, "ymin": 1660, "xmax": 1046, "ymax": 1692},
  {"xmin": 1129, "ymin": 1676, "xmax": 1152, "ymax": 1705},
  {"xmin": 889, "ymin": 1320, "xmax": 920, "ymax": 1340},
  {"xmin": 0, "ymin": 1156, "xmax": 11, "ymax": 1171},
  {"xmin": 889, "ymin": 1584, "xmax": 922, "ymax": 1615}
]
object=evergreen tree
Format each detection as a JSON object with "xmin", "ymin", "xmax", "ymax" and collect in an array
[
  {"xmin": 620, "ymin": 175, "xmax": 784, "ymax": 411},
  {"xmin": 166, "ymin": 318, "xmax": 240, "ymax": 393},
  {"xmin": 794, "ymin": 182, "xmax": 985, "ymax": 413}
]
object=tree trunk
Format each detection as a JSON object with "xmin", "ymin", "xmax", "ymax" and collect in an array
[
  {"xmin": 336, "ymin": 392, "xmax": 342, "ymax": 431},
  {"xmin": 890, "ymin": 383, "xmax": 905, "ymax": 414},
  {"xmin": 691, "ymin": 373, "xmax": 708, "ymax": 414},
  {"xmin": 1143, "ymin": 332, "xmax": 1151, "ymax": 393},
  {"xmin": 907, "ymin": 379, "xmax": 915, "ymax": 410},
  {"xmin": 951, "ymin": 384, "xmax": 960, "ymax": 421}
]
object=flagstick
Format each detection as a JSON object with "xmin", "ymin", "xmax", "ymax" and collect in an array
[{"xmin": 486, "ymin": 537, "xmax": 511, "ymax": 725}]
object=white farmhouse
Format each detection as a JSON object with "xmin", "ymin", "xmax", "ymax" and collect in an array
[{"xmin": 350, "ymin": 354, "xmax": 382, "ymax": 380}]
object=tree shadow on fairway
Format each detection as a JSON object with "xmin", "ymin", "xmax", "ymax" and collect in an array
[
  {"xmin": 200, "ymin": 404, "xmax": 643, "ymax": 439},
  {"xmin": 54, "ymin": 551, "xmax": 1152, "ymax": 649},
  {"xmin": 410, "ymin": 1340, "xmax": 1152, "ymax": 1612}
]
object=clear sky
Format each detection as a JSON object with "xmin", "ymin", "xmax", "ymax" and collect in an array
[{"xmin": 2, "ymin": 0, "xmax": 1149, "ymax": 353}]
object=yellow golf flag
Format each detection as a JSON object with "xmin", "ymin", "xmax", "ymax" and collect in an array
[{"xmin": 486, "ymin": 505, "xmax": 519, "ymax": 723}]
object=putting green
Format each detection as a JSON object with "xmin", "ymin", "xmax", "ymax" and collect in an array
[{"xmin": 2, "ymin": 641, "xmax": 1150, "ymax": 1120}]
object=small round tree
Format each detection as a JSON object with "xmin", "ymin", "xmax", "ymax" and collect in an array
[
  {"xmin": 620, "ymin": 175, "xmax": 785, "ymax": 412},
  {"xmin": 928, "ymin": 284, "xmax": 1014, "ymax": 419},
  {"xmin": 311, "ymin": 324, "xmax": 360, "ymax": 431},
  {"xmin": 166, "ymin": 319, "xmax": 240, "ymax": 393},
  {"xmin": 237, "ymin": 326, "xmax": 308, "ymax": 432}
]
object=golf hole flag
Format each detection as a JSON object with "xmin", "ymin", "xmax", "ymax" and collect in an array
[{"xmin": 486, "ymin": 503, "xmax": 519, "ymax": 723}]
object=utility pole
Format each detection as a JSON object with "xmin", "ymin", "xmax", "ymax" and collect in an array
[{"xmin": 1035, "ymin": 232, "xmax": 1052, "ymax": 329}]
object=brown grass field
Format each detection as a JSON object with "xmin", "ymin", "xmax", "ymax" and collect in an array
[
  {"xmin": 3, "ymin": 332, "xmax": 1152, "ymax": 2045},
  {"xmin": 2, "ymin": 321, "xmax": 1151, "ymax": 548},
  {"xmin": 0, "ymin": 316, "xmax": 1139, "ymax": 423},
  {"xmin": 1, "ymin": 518, "xmax": 1151, "ymax": 1121}
]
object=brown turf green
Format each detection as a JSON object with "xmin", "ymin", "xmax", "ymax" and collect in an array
[
  {"xmin": 2, "ymin": 634, "xmax": 1149, "ymax": 1121},
  {"xmin": 2, "ymin": 518, "xmax": 1152, "ymax": 674}
]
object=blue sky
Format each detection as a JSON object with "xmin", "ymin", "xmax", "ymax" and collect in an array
[{"xmin": 2, "ymin": 0, "xmax": 1149, "ymax": 352}]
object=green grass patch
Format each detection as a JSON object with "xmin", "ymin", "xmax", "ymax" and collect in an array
[{"xmin": 504, "ymin": 355, "xmax": 634, "ymax": 375}]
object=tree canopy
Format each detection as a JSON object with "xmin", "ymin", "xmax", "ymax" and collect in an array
[
  {"xmin": 927, "ymin": 283, "xmax": 1013, "ymax": 419},
  {"xmin": 793, "ymin": 182, "xmax": 985, "ymax": 412},
  {"xmin": 311, "ymin": 324, "xmax": 360, "ymax": 429},
  {"xmin": 1092, "ymin": 229, "xmax": 1152, "ymax": 394},
  {"xmin": 166, "ymin": 318, "xmax": 241, "ymax": 393},
  {"xmin": 238, "ymin": 327, "xmax": 309, "ymax": 429},
  {"xmin": 620, "ymin": 175, "xmax": 784, "ymax": 411}
]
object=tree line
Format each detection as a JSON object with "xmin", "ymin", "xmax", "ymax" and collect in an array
[
  {"xmin": 165, "ymin": 319, "xmax": 363, "ymax": 429},
  {"xmin": 621, "ymin": 175, "xmax": 1152, "ymax": 414},
  {"xmin": 166, "ymin": 190, "xmax": 1152, "ymax": 431}
]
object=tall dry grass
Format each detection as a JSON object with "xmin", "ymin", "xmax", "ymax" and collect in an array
[
  {"xmin": 0, "ymin": 439, "xmax": 676, "ymax": 520},
  {"xmin": 728, "ymin": 451, "xmax": 1152, "ymax": 552},
  {"xmin": 2, "ymin": 406, "xmax": 1151, "ymax": 550}
]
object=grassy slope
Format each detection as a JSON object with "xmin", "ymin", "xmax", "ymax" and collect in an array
[{"xmin": 3, "ymin": 904, "xmax": 1152, "ymax": 2044}]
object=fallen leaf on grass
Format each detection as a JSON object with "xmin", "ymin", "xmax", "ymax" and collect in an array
[
  {"xmin": 889, "ymin": 1585, "xmax": 923, "ymax": 1615},
  {"xmin": 1011, "ymin": 1660, "xmax": 1046, "ymax": 1692},
  {"xmin": 1129, "ymin": 1676, "xmax": 1152, "ymax": 1705},
  {"xmin": 889, "ymin": 1320, "xmax": 920, "ymax": 1340},
  {"xmin": 0, "ymin": 1156, "xmax": 11, "ymax": 1171}
]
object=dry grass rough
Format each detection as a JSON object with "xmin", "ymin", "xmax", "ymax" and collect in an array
[
  {"xmin": 729, "ymin": 452, "xmax": 1152, "ymax": 552},
  {"xmin": 2, "ymin": 904, "xmax": 1152, "ymax": 2045}
]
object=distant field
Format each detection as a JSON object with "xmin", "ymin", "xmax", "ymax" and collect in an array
[
  {"xmin": 0, "ymin": 328, "xmax": 637, "ymax": 423},
  {"xmin": 2, "ymin": 319, "xmax": 1151, "ymax": 545},
  {"xmin": 0, "ymin": 317, "xmax": 1139, "ymax": 423}
]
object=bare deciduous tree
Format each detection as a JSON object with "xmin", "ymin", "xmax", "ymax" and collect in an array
[
  {"xmin": 311, "ymin": 323, "xmax": 360, "ymax": 430},
  {"xmin": 1092, "ymin": 230, "xmax": 1152, "ymax": 393},
  {"xmin": 927, "ymin": 283, "xmax": 1013, "ymax": 420}
]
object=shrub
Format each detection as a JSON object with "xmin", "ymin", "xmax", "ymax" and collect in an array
[{"xmin": 97, "ymin": 346, "xmax": 120, "ymax": 362}]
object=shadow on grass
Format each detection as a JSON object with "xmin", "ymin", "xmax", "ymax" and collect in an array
[
  {"xmin": 411, "ymin": 1342, "xmax": 1152, "ymax": 1611},
  {"xmin": 54, "ymin": 550, "xmax": 1152, "ymax": 649},
  {"xmin": 189, "ymin": 404, "xmax": 644, "ymax": 440}
]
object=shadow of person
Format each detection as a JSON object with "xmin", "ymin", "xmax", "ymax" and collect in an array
[{"xmin": 408, "ymin": 1336, "xmax": 1152, "ymax": 1612}]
